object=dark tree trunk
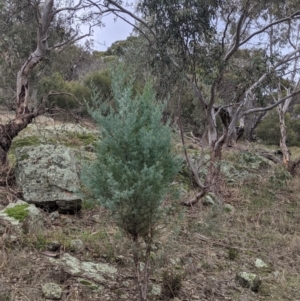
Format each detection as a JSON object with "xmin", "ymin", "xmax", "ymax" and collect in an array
[{"xmin": 0, "ymin": 112, "xmax": 37, "ymax": 165}]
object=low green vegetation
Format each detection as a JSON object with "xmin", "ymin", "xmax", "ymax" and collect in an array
[
  {"xmin": 10, "ymin": 136, "xmax": 40, "ymax": 152},
  {"xmin": 5, "ymin": 204, "xmax": 29, "ymax": 221}
]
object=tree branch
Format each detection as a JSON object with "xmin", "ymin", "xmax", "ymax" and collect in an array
[
  {"xmin": 239, "ymin": 11, "xmax": 300, "ymax": 48},
  {"xmin": 243, "ymin": 87, "xmax": 300, "ymax": 115}
]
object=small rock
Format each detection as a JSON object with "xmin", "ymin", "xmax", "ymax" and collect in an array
[
  {"xmin": 203, "ymin": 195, "xmax": 216, "ymax": 206},
  {"xmin": 49, "ymin": 211, "xmax": 60, "ymax": 221},
  {"xmin": 170, "ymin": 258, "xmax": 181, "ymax": 265},
  {"xmin": 255, "ymin": 258, "xmax": 268, "ymax": 268},
  {"xmin": 91, "ymin": 215, "xmax": 101, "ymax": 222},
  {"xmin": 236, "ymin": 272, "xmax": 261, "ymax": 292},
  {"xmin": 122, "ymin": 281, "xmax": 130, "ymax": 287},
  {"xmin": 62, "ymin": 217, "xmax": 73, "ymax": 225},
  {"xmin": 42, "ymin": 282, "xmax": 62, "ymax": 300},
  {"xmin": 150, "ymin": 284, "xmax": 161, "ymax": 296},
  {"xmin": 115, "ymin": 255, "xmax": 125, "ymax": 265},
  {"xmin": 139, "ymin": 262, "xmax": 145, "ymax": 270},
  {"xmin": 70, "ymin": 239, "xmax": 84, "ymax": 252},
  {"xmin": 47, "ymin": 241, "xmax": 61, "ymax": 252},
  {"xmin": 224, "ymin": 204, "xmax": 235, "ymax": 213}
]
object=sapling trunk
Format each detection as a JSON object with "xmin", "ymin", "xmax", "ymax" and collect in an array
[{"xmin": 132, "ymin": 236, "xmax": 152, "ymax": 301}]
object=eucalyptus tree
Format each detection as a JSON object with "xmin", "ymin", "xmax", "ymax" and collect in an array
[
  {"xmin": 268, "ymin": 8, "xmax": 300, "ymax": 173},
  {"xmin": 0, "ymin": 0, "xmax": 119, "ymax": 166},
  {"xmin": 88, "ymin": 0, "xmax": 300, "ymax": 203}
]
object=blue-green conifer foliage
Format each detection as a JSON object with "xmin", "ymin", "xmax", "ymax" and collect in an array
[{"xmin": 82, "ymin": 71, "xmax": 180, "ymax": 240}]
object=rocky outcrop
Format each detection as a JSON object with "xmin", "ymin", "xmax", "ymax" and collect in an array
[{"xmin": 15, "ymin": 144, "xmax": 82, "ymax": 213}]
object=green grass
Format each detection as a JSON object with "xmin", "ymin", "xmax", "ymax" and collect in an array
[{"xmin": 4, "ymin": 204, "xmax": 29, "ymax": 221}]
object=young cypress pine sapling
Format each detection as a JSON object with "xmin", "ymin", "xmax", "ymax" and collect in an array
[{"xmin": 82, "ymin": 71, "xmax": 180, "ymax": 301}]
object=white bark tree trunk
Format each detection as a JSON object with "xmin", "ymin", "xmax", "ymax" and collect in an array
[{"xmin": 277, "ymin": 90, "xmax": 292, "ymax": 165}]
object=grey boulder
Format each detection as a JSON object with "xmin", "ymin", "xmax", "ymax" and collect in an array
[{"xmin": 15, "ymin": 145, "xmax": 82, "ymax": 213}]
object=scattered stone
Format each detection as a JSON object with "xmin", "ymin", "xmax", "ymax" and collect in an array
[
  {"xmin": 49, "ymin": 211, "xmax": 60, "ymax": 221},
  {"xmin": 47, "ymin": 241, "xmax": 61, "ymax": 252},
  {"xmin": 49, "ymin": 253, "xmax": 117, "ymax": 284},
  {"xmin": 122, "ymin": 281, "xmax": 130, "ymax": 287},
  {"xmin": 150, "ymin": 284, "xmax": 162, "ymax": 296},
  {"xmin": 255, "ymin": 258, "xmax": 268, "ymax": 268},
  {"xmin": 236, "ymin": 272, "xmax": 261, "ymax": 292},
  {"xmin": 42, "ymin": 282, "xmax": 62, "ymax": 300},
  {"xmin": 203, "ymin": 195, "xmax": 216, "ymax": 206},
  {"xmin": 119, "ymin": 294, "xmax": 128, "ymax": 299},
  {"xmin": 91, "ymin": 214, "xmax": 101, "ymax": 222},
  {"xmin": 115, "ymin": 255, "xmax": 125, "ymax": 265},
  {"xmin": 170, "ymin": 258, "xmax": 181, "ymax": 265},
  {"xmin": 15, "ymin": 145, "xmax": 82, "ymax": 213},
  {"xmin": 70, "ymin": 239, "xmax": 84, "ymax": 252},
  {"xmin": 62, "ymin": 217, "xmax": 73, "ymax": 225},
  {"xmin": 224, "ymin": 204, "xmax": 235, "ymax": 213}
]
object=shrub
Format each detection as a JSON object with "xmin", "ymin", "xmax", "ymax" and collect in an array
[
  {"xmin": 83, "ymin": 69, "xmax": 111, "ymax": 99},
  {"xmin": 38, "ymin": 73, "xmax": 90, "ymax": 111},
  {"xmin": 81, "ymin": 69, "xmax": 180, "ymax": 301},
  {"xmin": 256, "ymin": 111, "xmax": 300, "ymax": 146}
]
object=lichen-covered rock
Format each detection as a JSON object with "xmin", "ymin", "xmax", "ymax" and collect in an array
[
  {"xmin": 0, "ymin": 200, "xmax": 44, "ymax": 235},
  {"xmin": 15, "ymin": 145, "xmax": 82, "ymax": 213},
  {"xmin": 203, "ymin": 194, "xmax": 216, "ymax": 206},
  {"xmin": 42, "ymin": 282, "xmax": 62, "ymax": 300},
  {"xmin": 236, "ymin": 271, "xmax": 261, "ymax": 292},
  {"xmin": 49, "ymin": 253, "xmax": 117, "ymax": 284},
  {"xmin": 150, "ymin": 284, "xmax": 162, "ymax": 296},
  {"xmin": 255, "ymin": 258, "xmax": 268, "ymax": 268},
  {"xmin": 224, "ymin": 204, "xmax": 235, "ymax": 213},
  {"xmin": 70, "ymin": 239, "xmax": 84, "ymax": 252}
]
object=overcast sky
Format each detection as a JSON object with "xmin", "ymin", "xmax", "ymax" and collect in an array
[{"xmin": 90, "ymin": 14, "xmax": 134, "ymax": 51}]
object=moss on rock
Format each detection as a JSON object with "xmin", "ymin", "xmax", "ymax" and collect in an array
[{"xmin": 4, "ymin": 204, "xmax": 29, "ymax": 221}]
